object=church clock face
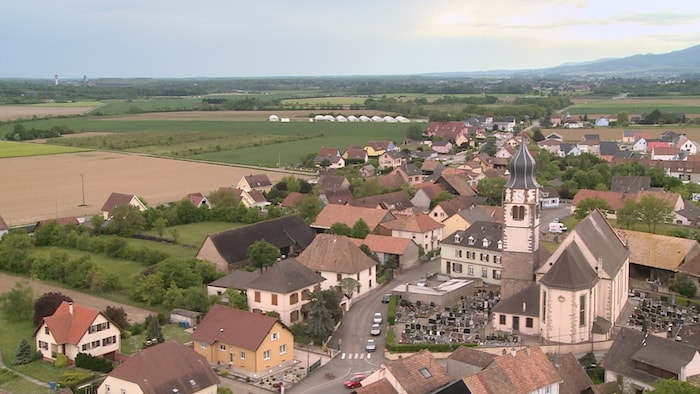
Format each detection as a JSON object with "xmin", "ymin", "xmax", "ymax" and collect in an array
[{"xmin": 512, "ymin": 190, "xmax": 525, "ymax": 203}]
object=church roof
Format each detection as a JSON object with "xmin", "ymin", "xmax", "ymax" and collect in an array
[
  {"xmin": 539, "ymin": 242, "xmax": 599, "ymax": 291},
  {"xmin": 505, "ymin": 135, "xmax": 540, "ymax": 189},
  {"xmin": 571, "ymin": 210, "xmax": 628, "ymax": 277},
  {"xmin": 491, "ymin": 283, "xmax": 540, "ymax": 316}
]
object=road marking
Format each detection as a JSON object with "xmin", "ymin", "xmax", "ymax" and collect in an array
[
  {"xmin": 367, "ymin": 353, "xmax": 371, "ymax": 359},
  {"xmin": 341, "ymin": 353, "xmax": 346, "ymax": 360}
]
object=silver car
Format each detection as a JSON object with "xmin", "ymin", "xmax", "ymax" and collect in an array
[
  {"xmin": 373, "ymin": 312, "xmax": 383, "ymax": 324},
  {"xmin": 370, "ymin": 324, "xmax": 381, "ymax": 336},
  {"xmin": 365, "ymin": 338, "xmax": 376, "ymax": 352}
]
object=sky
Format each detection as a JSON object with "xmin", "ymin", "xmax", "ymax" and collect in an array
[{"xmin": 2, "ymin": 0, "xmax": 700, "ymax": 79}]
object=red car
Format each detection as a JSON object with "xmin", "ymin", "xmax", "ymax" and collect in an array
[{"xmin": 344, "ymin": 374, "xmax": 367, "ymax": 389}]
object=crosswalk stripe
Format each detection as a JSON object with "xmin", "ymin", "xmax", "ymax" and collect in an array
[
  {"xmin": 341, "ymin": 353, "xmax": 346, "ymax": 360},
  {"xmin": 367, "ymin": 353, "xmax": 371, "ymax": 359}
]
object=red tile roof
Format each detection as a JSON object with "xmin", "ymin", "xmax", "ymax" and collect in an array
[
  {"xmin": 298, "ymin": 234, "xmax": 377, "ymax": 274},
  {"xmin": 385, "ymin": 349, "xmax": 452, "ymax": 394},
  {"xmin": 350, "ymin": 234, "xmax": 416, "ymax": 255},
  {"xmin": 39, "ymin": 302, "xmax": 101, "ymax": 345},
  {"xmin": 380, "ymin": 212, "xmax": 443, "ymax": 233},
  {"xmin": 192, "ymin": 304, "xmax": 280, "ymax": 351},
  {"xmin": 312, "ymin": 204, "xmax": 395, "ymax": 230},
  {"xmin": 355, "ymin": 378, "xmax": 399, "ymax": 394},
  {"xmin": 101, "ymin": 192, "xmax": 139, "ymax": 216},
  {"xmin": 280, "ymin": 192, "xmax": 305, "ymax": 208}
]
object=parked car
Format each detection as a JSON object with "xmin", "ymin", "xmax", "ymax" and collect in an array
[
  {"xmin": 344, "ymin": 374, "xmax": 368, "ymax": 389},
  {"xmin": 365, "ymin": 338, "xmax": 376, "ymax": 352},
  {"xmin": 382, "ymin": 294, "xmax": 392, "ymax": 304},
  {"xmin": 373, "ymin": 312, "xmax": 383, "ymax": 324},
  {"xmin": 416, "ymin": 279, "xmax": 428, "ymax": 287},
  {"xmin": 370, "ymin": 324, "xmax": 381, "ymax": 336}
]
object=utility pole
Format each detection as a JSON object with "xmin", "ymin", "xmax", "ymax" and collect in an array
[{"xmin": 81, "ymin": 173, "xmax": 86, "ymax": 205}]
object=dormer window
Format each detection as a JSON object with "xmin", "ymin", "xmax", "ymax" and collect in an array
[
  {"xmin": 497, "ymin": 240, "xmax": 502, "ymax": 249},
  {"xmin": 467, "ymin": 236, "xmax": 475, "ymax": 245},
  {"xmin": 482, "ymin": 238, "xmax": 489, "ymax": 247}
]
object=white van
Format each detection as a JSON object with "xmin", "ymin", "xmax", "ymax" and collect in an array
[{"xmin": 548, "ymin": 222, "xmax": 567, "ymax": 233}]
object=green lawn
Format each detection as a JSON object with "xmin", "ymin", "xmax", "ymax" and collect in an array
[
  {"xmin": 121, "ymin": 324, "xmax": 192, "ymax": 355},
  {"xmin": 140, "ymin": 221, "xmax": 241, "ymax": 247},
  {"xmin": 0, "ymin": 141, "xmax": 86, "ymax": 158},
  {"xmin": 0, "ymin": 319, "xmax": 67, "ymax": 391}
]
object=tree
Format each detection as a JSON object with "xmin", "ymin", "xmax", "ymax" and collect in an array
[
  {"xmin": 430, "ymin": 191, "xmax": 454, "ymax": 210},
  {"xmin": 225, "ymin": 288, "xmax": 249, "ymax": 311},
  {"xmin": 207, "ymin": 188, "xmax": 241, "ymax": 208},
  {"xmin": 33, "ymin": 292, "xmax": 73, "ymax": 326},
  {"xmin": 104, "ymin": 306, "xmax": 130, "ymax": 329},
  {"xmin": 143, "ymin": 315, "xmax": 165, "ymax": 347},
  {"xmin": 574, "ymin": 198, "xmax": 612, "ymax": 219},
  {"xmin": 479, "ymin": 137, "xmax": 497, "ymax": 156},
  {"xmin": 107, "ymin": 205, "xmax": 145, "ymax": 236},
  {"xmin": 12, "ymin": 338, "xmax": 32, "ymax": 365},
  {"xmin": 153, "ymin": 217, "xmax": 168, "ymax": 238},
  {"xmin": 616, "ymin": 112, "xmax": 629, "ymax": 127},
  {"xmin": 477, "ymin": 177, "xmax": 506, "ymax": 206},
  {"xmin": 0, "ymin": 230, "xmax": 34, "ymax": 274},
  {"xmin": 307, "ymin": 291, "xmax": 335, "ymax": 345},
  {"xmin": 298, "ymin": 195, "xmax": 322, "ymax": 223},
  {"xmin": 350, "ymin": 219, "xmax": 371, "ymax": 239},
  {"xmin": 532, "ymin": 128, "xmax": 545, "ymax": 142},
  {"xmin": 615, "ymin": 200, "xmax": 639, "ymax": 230},
  {"xmin": 327, "ymin": 222, "xmax": 351, "ymax": 236},
  {"xmin": 670, "ymin": 274, "xmax": 697, "ymax": 298},
  {"xmin": 246, "ymin": 240, "xmax": 281, "ymax": 273},
  {"xmin": 637, "ymin": 194, "xmax": 674, "ymax": 233},
  {"xmin": 0, "ymin": 281, "xmax": 33, "ymax": 323},
  {"xmin": 406, "ymin": 124, "xmax": 423, "ymax": 140},
  {"xmin": 338, "ymin": 277, "xmax": 360, "ymax": 299},
  {"xmin": 644, "ymin": 378, "xmax": 700, "ymax": 394}
]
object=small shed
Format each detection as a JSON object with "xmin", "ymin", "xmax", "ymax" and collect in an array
[{"xmin": 169, "ymin": 308, "xmax": 203, "ymax": 328}]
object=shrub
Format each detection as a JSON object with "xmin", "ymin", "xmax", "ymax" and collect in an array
[
  {"xmin": 75, "ymin": 352, "xmax": 114, "ymax": 373},
  {"xmin": 58, "ymin": 369, "xmax": 94, "ymax": 391},
  {"xmin": 54, "ymin": 353, "xmax": 68, "ymax": 368},
  {"xmin": 387, "ymin": 296, "xmax": 397, "ymax": 325}
]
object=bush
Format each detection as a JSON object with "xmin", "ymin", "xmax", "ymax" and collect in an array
[
  {"xmin": 54, "ymin": 353, "xmax": 68, "ymax": 368},
  {"xmin": 387, "ymin": 296, "xmax": 397, "ymax": 325},
  {"xmin": 58, "ymin": 369, "xmax": 94, "ymax": 391},
  {"xmin": 75, "ymin": 352, "xmax": 114, "ymax": 373}
]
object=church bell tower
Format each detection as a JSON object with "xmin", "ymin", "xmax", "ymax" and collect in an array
[{"xmin": 500, "ymin": 136, "xmax": 541, "ymax": 299}]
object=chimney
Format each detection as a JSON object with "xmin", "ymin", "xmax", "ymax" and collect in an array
[{"xmin": 69, "ymin": 302, "xmax": 74, "ymax": 315}]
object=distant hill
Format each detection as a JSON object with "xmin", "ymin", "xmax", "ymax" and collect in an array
[{"xmin": 432, "ymin": 44, "xmax": 700, "ymax": 79}]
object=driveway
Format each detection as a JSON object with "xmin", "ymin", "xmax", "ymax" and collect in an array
[{"xmin": 0, "ymin": 273, "xmax": 155, "ymax": 324}]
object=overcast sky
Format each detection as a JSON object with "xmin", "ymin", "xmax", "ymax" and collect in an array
[{"xmin": 2, "ymin": 1, "xmax": 699, "ymax": 79}]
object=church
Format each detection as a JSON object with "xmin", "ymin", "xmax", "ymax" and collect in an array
[{"xmin": 492, "ymin": 137, "xmax": 630, "ymax": 344}]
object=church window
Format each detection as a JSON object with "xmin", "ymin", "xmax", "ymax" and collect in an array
[
  {"xmin": 542, "ymin": 291, "xmax": 547, "ymax": 322},
  {"xmin": 511, "ymin": 206, "xmax": 525, "ymax": 221},
  {"xmin": 580, "ymin": 295, "xmax": 586, "ymax": 326}
]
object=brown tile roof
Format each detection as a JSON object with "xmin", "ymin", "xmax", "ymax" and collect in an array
[
  {"xmin": 186, "ymin": 192, "xmax": 206, "ymax": 207},
  {"xmin": 100, "ymin": 192, "xmax": 140, "ymax": 216},
  {"xmin": 192, "ymin": 304, "xmax": 281, "ymax": 351},
  {"xmin": 355, "ymin": 378, "xmax": 399, "ymax": 394},
  {"xmin": 379, "ymin": 212, "xmax": 443, "ymax": 233},
  {"xmin": 385, "ymin": 349, "xmax": 452, "ymax": 394},
  {"xmin": 319, "ymin": 147, "xmax": 340, "ymax": 156},
  {"xmin": 571, "ymin": 189, "xmax": 628, "ymax": 210},
  {"xmin": 344, "ymin": 147, "xmax": 368, "ymax": 160},
  {"xmin": 556, "ymin": 353, "xmax": 593, "ymax": 394},
  {"xmin": 635, "ymin": 190, "xmax": 681, "ymax": 208},
  {"xmin": 366, "ymin": 140, "xmax": 393, "ymax": 151},
  {"xmin": 349, "ymin": 191, "xmax": 413, "ymax": 211},
  {"xmin": 243, "ymin": 174, "xmax": 272, "ymax": 188},
  {"xmin": 246, "ymin": 189, "xmax": 268, "ymax": 203},
  {"xmin": 311, "ymin": 204, "xmax": 395, "ymax": 231},
  {"xmin": 436, "ymin": 174, "xmax": 476, "ymax": 196},
  {"xmin": 39, "ymin": 302, "xmax": 101, "ymax": 345},
  {"xmin": 108, "ymin": 340, "xmax": 219, "ymax": 394},
  {"xmin": 464, "ymin": 346, "xmax": 561, "ymax": 394},
  {"xmin": 447, "ymin": 346, "xmax": 496, "ymax": 369},
  {"xmin": 317, "ymin": 175, "xmax": 349, "ymax": 191},
  {"xmin": 322, "ymin": 189, "xmax": 354, "ymax": 205},
  {"xmin": 653, "ymin": 146, "xmax": 680, "ymax": 156},
  {"xmin": 373, "ymin": 173, "xmax": 407, "ymax": 189},
  {"xmin": 297, "ymin": 234, "xmax": 377, "ymax": 274},
  {"xmin": 350, "ymin": 234, "xmax": 416, "ymax": 255},
  {"xmin": 421, "ymin": 160, "xmax": 444, "ymax": 172},
  {"xmin": 280, "ymin": 192, "xmax": 305, "ymax": 208},
  {"xmin": 617, "ymin": 229, "xmax": 699, "ymax": 271},
  {"xmin": 417, "ymin": 183, "xmax": 447, "ymax": 201}
]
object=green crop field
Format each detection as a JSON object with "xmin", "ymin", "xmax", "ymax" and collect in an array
[
  {"xmin": 0, "ymin": 141, "xmax": 86, "ymax": 158},
  {"xmin": 30, "ymin": 101, "xmax": 103, "ymax": 108},
  {"xmin": 281, "ymin": 96, "xmax": 366, "ymax": 106},
  {"xmin": 566, "ymin": 97, "xmax": 700, "ymax": 116},
  {"xmin": 93, "ymin": 98, "xmax": 204, "ymax": 115}
]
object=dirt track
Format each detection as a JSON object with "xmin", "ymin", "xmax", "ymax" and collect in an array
[{"xmin": 0, "ymin": 273, "xmax": 154, "ymax": 324}]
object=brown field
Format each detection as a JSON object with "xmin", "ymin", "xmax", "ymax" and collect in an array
[
  {"xmin": 0, "ymin": 151, "xmax": 293, "ymax": 227},
  {"xmin": 0, "ymin": 106, "xmax": 94, "ymax": 121}
]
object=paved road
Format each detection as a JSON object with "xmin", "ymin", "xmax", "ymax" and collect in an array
[
  {"xmin": 289, "ymin": 258, "xmax": 440, "ymax": 394},
  {"xmin": 0, "ymin": 273, "xmax": 155, "ymax": 324}
]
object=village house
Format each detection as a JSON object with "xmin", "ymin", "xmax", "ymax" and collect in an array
[
  {"xmin": 236, "ymin": 174, "xmax": 273, "ymax": 192},
  {"xmin": 378, "ymin": 150, "xmax": 407, "ymax": 170},
  {"xmin": 440, "ymin": 204, "xmax": 497, "ymax": 240},
  {"xmin": 100, "ymin": 192, "xmax": 147, "ymax": 220},
  {"xmin": 297, "ymin": 234, "xmax": 377, "ymax": 306},
  {"xmin": 364, "ymin": 140, "xmax": 396, "ymax": 157},
  {"xmin": 539, "ymin": 186, "xmax": 560, "ymax": 209},
  {"xmin": 196, "ymin": 215, "xmax": 316, "ymax": 271},
  {"xmin": 357, "ymin": 349, "xmax": 452, "ymax": 394},
  {"xmin": 350, "ymin": 234, "xmax": 421, "ymax": 273},
  {"xmin": 427, "ymin": 121, "xmax": 468, "ymax": 140},
  {"xmin": 431, "ymin": 140, "xmax": 453, "ymax": 154},
  {"xmin": 192, "ymin": 304, "xmax": 294, "ymax": 375},
  {"xmin": 392, "ymin": 164, "xmax": 424, "ymax": 185},
  {"xmin": 342, "ymin": 147, "xmax": 369, "ymax": 164},
  {"xmin": 377, "ymin": 212, "xmax": 444, "ymax": 252},
  {"xmin": 185, "ymin": 192, "xmax": 209, "ymax": 208},
  {"xmin": 440, "ymin": 221, "xmax": 503, "ymax": 285},
  {"xmin": 35, "ymin": 301, "xmax": 121, "ymax": 362},
  {"xmin": 245, "ymin": 258, "xmax": 325, "ymax": 326},
  {"xmin": 311, "ymin": 204, "xmax": 396, "ymax": 234},
  {"xmin": 411, "ymin": 183, "xmax": 447, "ymax": 213},
  {"xmin": 97, "ymin": 340, "xmax": 219, "ymax": 394},
  {"xmin": 348, "ymin": 190, "xmax": 414, "ymax": 216}
]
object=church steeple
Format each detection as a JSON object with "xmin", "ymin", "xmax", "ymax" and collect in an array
[{"xmin": 505, "ymin": 136, "xmax": 539, "ymax": 189}]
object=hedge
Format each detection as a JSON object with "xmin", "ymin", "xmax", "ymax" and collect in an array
[{"xmin": 387, "ymin": 295, "xmax": 397, "ymax": 325}]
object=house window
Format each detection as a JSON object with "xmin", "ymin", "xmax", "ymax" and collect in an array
[
  {"xmin": 44, "ymin": 326, "xmax": 49, "ymax": 335},
  {"xmin": 200, "ymin": 341, "xmax": 207, "ymax": 349},
  {"xmin": 336, "ymin": 273, "xmax": 342, "ymax": 281},
  {"xmin": 499, "ymin": 315, "xmax": 506, "ymax": 325},
  {"xmin": 121, "ymin": 389, "xmax": 126, "ymax": 394},
  {"xmin": 467, "ymin": 236, "xmax": 475, "ymax": 245},
  {"xmin": 580, "ymin": 295, "xmax": 586, "ymax": 327},
  {"xmin": 271, "ymin": 332, "xmax": 279, "ymax": 341},
  {"xmin": 290, "ymin": 293, "xmax": 298, "ymax": 305},
  {"xmin": 497, "ymin": 240, "xmax": 502, "ymax": 249},
  {"xmin": 105, "ymin": 385, "xmax": 110, "ymax": 393},
  {"xmin": 495, "ymin": 256, "xmax": 501, "ymax": 264},
  {"xmin": 419, "ymin": 367, "xmax": 432, "ymax": 378},
  {"xmin": 254, "ymin": 291, "xmax": 261, "ymax": 303},
  {"xmin": 453, "ymin": 263, "xmax": 462, "ymax": 273},
  {"xmin": 102, "ymin": 336, "xmax": 116, "ymax": 346},
  {"xmin": 220, "ymin": 344, "xmax": 227, "ymax": 351},
  {"xmin": 512, "ymin": 205, "xmax": 525, "ymax": 221},
  {"xmin": 240, "ymin": 351, "xmax": 245, "ymax": 360},
  {"xmin": 526, "ymin": 318, "xmax": 533, "ymax": 328},
  {"xmin": 291, "ymin": 310, "xmax": 299, "ymax": 323},
  {"xmin": 482, "ymin": 238, "xmax": 489, "ymax": 247},
  {"xmin": 271, "ymin": 294, "xmax": 278, "ymax": 306},
  {"xmin": 38, "ymin": 341, "xmax": 48, "ymax": 350},
  {"xmin": 493, "ymin": 270, "xmax": 501, "ymax": 280},
  {"xmin": 263, "ymin": 350, "xmax": 271, "ymax": 360},
  {"xmin": 468, "ymin": 265, "xmax": 474, "ymax": 275},
  {"xmin": 301, "ymin": 289, "xmax": 310, "ymax": 300},
  {"xmin": 82, "ymin": 344, "xmax": 89, "ymax": 351},
  {"xmin": 481, "ymin": 268, "xmax": 487, "ymax": 278},
  {"xmin": 280, "ymin": 344, "xmax": 287, "ymax": 355}
]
